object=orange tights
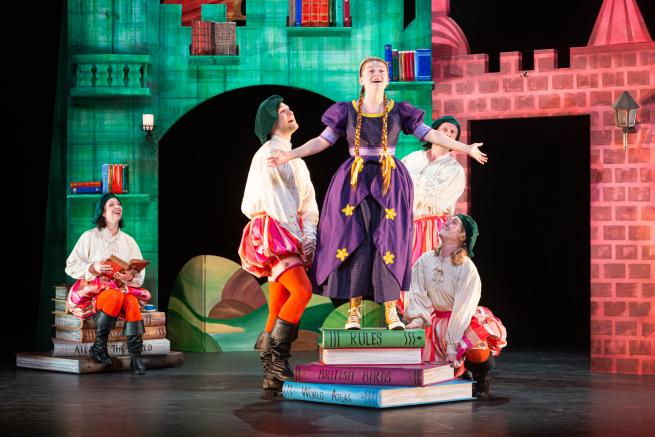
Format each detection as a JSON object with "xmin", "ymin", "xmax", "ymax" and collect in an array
[
  {"xmin": 96, "ymin": 289, "xmax": 142, "ymax": 322},
  {"xmin": 264, "ymin": 266, "xmax": 313, "ymax": 331}
]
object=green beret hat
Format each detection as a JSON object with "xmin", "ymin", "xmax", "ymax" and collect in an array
[
  {"xmin": 423, "ymin": 115, "xmax": 461, "ymax": 148},
  {"xmin": 456, "ymin": 214, "xmax": 479, "ymax": 258},
  {"xmin": 255, "ymin": 95, "xmax": 284, "ymax": 145},
  {"xmin": 92, "ymin": 193, "xmax": 119, "ymax": 224}
]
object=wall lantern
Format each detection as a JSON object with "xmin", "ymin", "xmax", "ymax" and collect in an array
[
  {"xmin": 612, "ymin": 91, "xmax": 639, "ymax": 151},
  {"xmin": 142, "ymin": 114, "xmax": 155, "ymax": 142}
]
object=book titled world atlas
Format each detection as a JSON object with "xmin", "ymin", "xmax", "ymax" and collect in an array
[{"xmin": 282, "ymin": 380, "xmax": 474, "ymax": 408}]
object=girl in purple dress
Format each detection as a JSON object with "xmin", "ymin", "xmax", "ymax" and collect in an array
[{"xmin": 268, "ymin": 57, "xmax": 487, "ymax": 330}]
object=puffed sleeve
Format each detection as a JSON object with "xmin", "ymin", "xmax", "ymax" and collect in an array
[
  {"xmin": 445, "ymin": 259, "xmax": 482, "ymax": 351},
  {"xmin": 65, "ymin": 231, "xmax": 97, "ymax": 282},
  {"xmin": 403, "ymin": 255, "xmax": 435, "ymax": 325},
  {"xmin": 397, "ymin": 102, "xmax": 429, "ymax": 139},
  {"xmin": 320, "ymin": 102, "xmax": 349, "ymax": 144}
]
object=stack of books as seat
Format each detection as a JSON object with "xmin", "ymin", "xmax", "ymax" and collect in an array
[
  {"xmin": 16, "ymin": 286, "xmax": 183, "ymax": 374},
  {"xmin": 283, "ymin": 328, "xmax": 473, "ymax": 408}
]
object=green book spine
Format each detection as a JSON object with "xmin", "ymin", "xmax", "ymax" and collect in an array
[
  {"xmin": 321, "ymin": 329, "xmax": 425, "ymax": 349},
  {"xmin": 335, "ymin": 0, "xmax": 343, "ymax": 27}
]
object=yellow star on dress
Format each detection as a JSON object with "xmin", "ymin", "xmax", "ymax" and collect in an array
[
  {"xmin": 383, "ymin": 251, "xmax": 395, "ymax": 265},
  {"xmin": 336, "ymin": 248, "xmax": 349, "ymax": 261},
  {"xmin": 385, "ymin": 208, "xmax": 396, "ymax": 220},
  {"xmin": 341, "ymin": 204, "xmax": 355, "ymax": 217}
]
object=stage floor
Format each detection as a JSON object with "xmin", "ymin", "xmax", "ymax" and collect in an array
[{"xmin": 2, "ymin": 350, "xmax": 654, "ymax": 436}]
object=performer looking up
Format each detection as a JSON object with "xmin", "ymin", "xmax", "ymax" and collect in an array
[
  {"xmin": 402, "ymin": 115, "xmax": 465, "ymax": 266},
  {"xmin": 239, "ymin": 95, "xmax": 318, "ymax": 391},
  {"xmin": 397, "ymin": 115, "xmax": 466, "ymax": 314},
  {"xmin": 65, "ymin": 193, "xmax": 152, "ymax": 375},
  {"xmin": 268, "ymin": 57, "xmax": 487, "ymax": 331},
  {"xmin": 404, "ymin": 215, "xmax": 507, "ymax": 398}
]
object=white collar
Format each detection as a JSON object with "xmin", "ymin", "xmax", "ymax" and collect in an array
[{"xmin": 270, "ymin": 135, "xmax": 292, "ymax": 151}]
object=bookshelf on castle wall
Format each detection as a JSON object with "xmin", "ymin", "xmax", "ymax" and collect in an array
[{"xmin": 42, "ymin": 0, "xmax": 432, "ymax": 350}]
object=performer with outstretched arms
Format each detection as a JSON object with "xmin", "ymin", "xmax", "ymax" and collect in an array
[
  {"xmin": 404, "ymin": 214, "xmax": 507, "ymax": 398},
  {"xmin": 239, "ymin": 95, "xmax": 319, "ymax": 390},
  {"xmin": 268, "ymin": 57, "xmax": 487, "ymax": 331}
]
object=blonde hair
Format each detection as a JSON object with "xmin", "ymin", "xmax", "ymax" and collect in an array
[{"xmin": 351, "ymin": 57, "xmax": 394, "ymax": 195}]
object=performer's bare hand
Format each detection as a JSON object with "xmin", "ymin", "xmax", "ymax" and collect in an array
[
  {"xmin": 405, "ymin": 318, "xmax": 424, "ymax": 329},
  {"xmin": 267, "ymin": 150, "xmax": 292, "ymax": 167},
  {"xmin": 114, "ymin": 271, "xmax": 134, "ymax": 283},
  {"xmin": 302, "ymin": 239, "xmax": 315, "ymax": 264},
  {"xmin": 91, "ymin": 261, "xmax": 113, "ymax": 275},
  {"xmin": 469, "ymin": 143, "xmax": 487, "ymax": 165}
]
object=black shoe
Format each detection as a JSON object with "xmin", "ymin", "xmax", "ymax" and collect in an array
[
  {"xmin": 465, "ymin": 354, "xmax": 495, "ymax": 398},
  {"xmin": 89, "ymin": 311, "xmax": 117, "ymax": 367},
  {"xmin": 125, "ymin": 321, "xmax": 146, "ymax": 375},
  {"xmin": 269, "ymin": 318, "xmax": 298, "ymax": 381}
]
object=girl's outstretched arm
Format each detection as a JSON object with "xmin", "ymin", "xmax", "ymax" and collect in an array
[{"xmin": 267, "ymin": 136, "xmax": 331, "ymax": 167}]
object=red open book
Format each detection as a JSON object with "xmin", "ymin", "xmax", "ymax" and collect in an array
[{"xmin": 102, "ymin": 255, "xmax": 150, "ymax": 279}]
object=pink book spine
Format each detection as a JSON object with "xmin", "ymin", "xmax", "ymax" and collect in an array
[{"xmin": 295, "ymin": 363, "xmax": 426, "ymax": 386}]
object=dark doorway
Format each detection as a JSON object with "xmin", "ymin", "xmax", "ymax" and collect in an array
[
  {"xmin": 470, "ymin": 116, "xmax": 590, "ymax": 351},
  {"xmin": 159, "ymin": 86, "xmax": 348, "ymax": 312}
]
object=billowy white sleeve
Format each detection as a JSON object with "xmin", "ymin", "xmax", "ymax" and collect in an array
[
  {"xmin": 445, "ymin": 259, "xmax": 481, "ymax": 346},
  {"xmin": 126, "ymin": 235, "xmax": 145, "ymax": 288},
  {"xmin": 421, "ymin": 164, "xmax": 465, "ymax": 214},
  {"xmin": 297, "ymin": 162, "xmax": 319, "ymax": 244},
  {"xmin": 65, "ymin": 231, "xmax": 97, "ymax": 282},
  {"xmin": 254, "ymin": 147, "xmax": 303, "ymax": 240},
  {"xmin": 404, "ymin": 255, "xmax": 435, "ymax": 325}
]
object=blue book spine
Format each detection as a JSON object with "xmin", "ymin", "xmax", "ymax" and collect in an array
[
  {"xmin": 384, "ymin": 44, "xmax": 393, "ymax": 81},
  {"xmin": 335, "ymin": 0, "xmax": 343, "ymax": 27},
  {"xmin": 283, "ymin": 381, "xmax": 382, "ymax": 408},
  {"xmin": 415, "ymin": 48, "xmax": 432, "ymax": 81},
  {"xmin": 101, "ymin": 164, "xmax": 109, "ymax": 193},
  {"xmin": 71, "ymin": 186, "xmax": 102, "ymax": 194},
  {"xmin": 295, "ymin": 0, "xmax": 302, "ymax": 27}
]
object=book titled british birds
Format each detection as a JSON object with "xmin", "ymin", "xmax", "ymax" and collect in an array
[{"xmin": 295, "ymin": 362, "xmax": 453, "ymax": 386}]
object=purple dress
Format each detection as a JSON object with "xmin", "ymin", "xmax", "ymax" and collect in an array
[{"xmin": 309, "ymin": 100, "xmax": 430, "ymax": 303}]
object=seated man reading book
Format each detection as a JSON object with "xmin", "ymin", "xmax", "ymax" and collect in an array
[{"xmin": 65, "ymin": 193, "xmax": 151, "ymax": 375}]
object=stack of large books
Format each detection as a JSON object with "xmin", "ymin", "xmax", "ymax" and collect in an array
[
  {"xmin": 283, "ymin": 328, "xmax": 473, "ymax": 408},
  {"xmin": 16, "ymin": 286, "xmax": 183, "ymax": 374}
]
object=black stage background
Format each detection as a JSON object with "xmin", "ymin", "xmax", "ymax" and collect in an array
[{"xmin": 6, "ymin": 0, "xmax": 655, "ymax": 362}]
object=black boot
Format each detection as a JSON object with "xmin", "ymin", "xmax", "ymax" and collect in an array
[
  {"xmin": 125, "ymin": 320, "xmax": 146, "ymax": 375},
  {"xmin": 269, "ymin": 318, "xmax": 298, "ymax": 382},
  {"xmin": 89, "ymin": 311, "xmax": 117, "ymax": 367},
  {"xmin": 255, "ymin": 331, "xmax": 282, "ymax": 390},
  {"xmin": 465, "ymin": 355, "xmax": 495, "ymax": 398}
]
